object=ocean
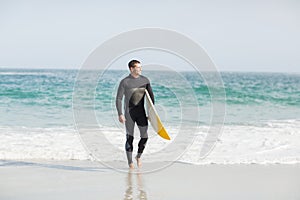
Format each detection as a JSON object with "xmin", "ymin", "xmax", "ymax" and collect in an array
[{"xmin": 0, "ymin": 68, "xmax": 299, "ymax": 165}]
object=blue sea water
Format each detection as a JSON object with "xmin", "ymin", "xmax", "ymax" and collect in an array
[
  {"xmin": 0, "ymin": 68, "xmax": 299, "ymax": 128},
  {"xmin": 1, "ymin": 68, "xmax": 300, "ymax": 163}
]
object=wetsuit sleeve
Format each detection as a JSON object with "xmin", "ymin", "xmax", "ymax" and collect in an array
[
  {"xmin": 146, "ymin": 83, "xmax": 155, "ymax": 105},
  {"xmin": 116, "ymin": 80, "xmax": 125, "ymax": 115}
]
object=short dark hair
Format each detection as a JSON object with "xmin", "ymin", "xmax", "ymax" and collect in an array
[{"xmin": 128, "ymin": 60, "xmax": 140, "ymax": 69}]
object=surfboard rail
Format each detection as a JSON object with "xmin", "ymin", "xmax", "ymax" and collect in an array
[{"xmin": 145, "ymin": 89, "xmax": 171, "ymax": 140}]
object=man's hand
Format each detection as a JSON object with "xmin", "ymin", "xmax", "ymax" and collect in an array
[{"xmin": 119, "ymin": 114, "xmax": 126, "ymax": 123}]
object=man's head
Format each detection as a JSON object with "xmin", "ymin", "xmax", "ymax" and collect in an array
[{"xmin": 128, "ymin": 59, "xmax": 142, "ymax": 77}]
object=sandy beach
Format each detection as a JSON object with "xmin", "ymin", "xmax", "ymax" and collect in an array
[
  {"xmin": 1, "ymin": 0, "xmax": 300, "ymax": 199},
  {"xmin": 0, "ymin": 160, "xmax": 299, "ymax": 200}
]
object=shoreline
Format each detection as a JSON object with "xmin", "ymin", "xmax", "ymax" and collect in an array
[{"xmin": 1, "ymin": 159, "xmax": 299, "ymax": 199}]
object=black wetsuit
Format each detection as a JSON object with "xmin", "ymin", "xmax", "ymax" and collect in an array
[{"xmin": 116, "ymin": 74, "xmax": 154, "ymax": 164}]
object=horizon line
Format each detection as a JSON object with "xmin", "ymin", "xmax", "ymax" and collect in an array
[{"xmin": 0, "ymin": 66, "xmax": 299, "ymax": 74}]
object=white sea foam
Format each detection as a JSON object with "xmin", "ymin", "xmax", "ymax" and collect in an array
[
  {"xmin": 181, "ymin": 119, "xmax": 300, "ymax": 164},
  {"xmin": 0, "ymin": 120, "xmax": 299, "ymax": 164},
  {"xmin": 0, "ymin": 126, "xmax": 90, "ymax": 160}
]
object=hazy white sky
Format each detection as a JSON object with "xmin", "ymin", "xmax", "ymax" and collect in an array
[{"xmin": 0, "ymin": 0, "xmax": 299, "ymax": 72}]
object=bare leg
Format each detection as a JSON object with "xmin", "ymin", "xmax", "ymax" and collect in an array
[
  {"xmin": 135, "ymin": 156, "xmax": 142, "ymax": 168},
  {"xmin": 129, "ymin": 162, "xmax": 134, "ymax": 169}
]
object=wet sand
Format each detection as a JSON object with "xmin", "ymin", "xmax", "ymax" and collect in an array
[{"xmin": 0, "ymin": 160, "xmax": 299, "ymax": 200}]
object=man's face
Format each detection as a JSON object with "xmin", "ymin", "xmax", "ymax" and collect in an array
[{"xmin": 131, "ymin": 63, "xmax": 142, "ymax": 76}]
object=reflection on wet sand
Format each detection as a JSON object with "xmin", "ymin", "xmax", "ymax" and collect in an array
[{"xmin": 124, "ymin": 170, "xmax": 147, "ymax": 200}]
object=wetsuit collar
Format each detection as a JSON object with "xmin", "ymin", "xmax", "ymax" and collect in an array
[{"xmin": 129, "ymin": 73, "xmax": 140, "ymax": 79}]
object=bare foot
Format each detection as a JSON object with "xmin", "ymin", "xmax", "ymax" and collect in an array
[
  {"xmin": 135, "ymin": 156, "xmax": 142, "ymax": 168},
  {"xmin": 129, "ymin": 162, "xmax": 134, "ymax": 169}
]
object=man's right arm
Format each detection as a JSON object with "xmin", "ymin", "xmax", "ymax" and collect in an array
[
  {"xmin": 116, "ymin": 80, "xmax": 126, "ymax": 123},
  {"xmin": 116, "ymin": 80, "xmax": 124, "ymax": 115}
]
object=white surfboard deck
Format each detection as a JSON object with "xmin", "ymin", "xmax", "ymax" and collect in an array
[{"xmin": 145, "ymin": 89, "xmax": 171, "ymax": 140}]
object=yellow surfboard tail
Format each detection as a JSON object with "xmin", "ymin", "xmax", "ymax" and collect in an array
[
  {"xmin": 157, "ymin": 116, "xmax": 171, "ymax": 140},
  {"xmin": 158, "ymin": 126, "xmax": 171, "ymax": 140}
]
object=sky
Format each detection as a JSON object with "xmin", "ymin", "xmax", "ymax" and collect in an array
[{"xmin": 0, "ymin": 0, "xmax": 299, "ymax": 72}]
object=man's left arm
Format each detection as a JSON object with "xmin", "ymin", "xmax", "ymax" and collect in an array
[{"xmin": 146, "ymin": 83, "xmax": 155, "ymax": 104}]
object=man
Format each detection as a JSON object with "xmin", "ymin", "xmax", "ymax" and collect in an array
[{"xmin": 116, "ymin": 60, "xmax": 154, "ymax": 169}]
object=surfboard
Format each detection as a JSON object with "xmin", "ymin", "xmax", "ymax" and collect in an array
[{"xmin": 145, "ymin": 89, "xmax": 171, "ymax": 140}]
